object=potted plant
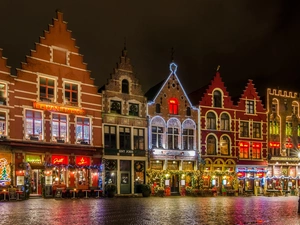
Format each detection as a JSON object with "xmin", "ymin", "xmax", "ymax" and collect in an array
[
  {"xmin": 106, "ymin": 183, "xmax": 116, "ymax": 198},
  {"xmin": 141, "ymin": 184, "xmax": 151, "ymax": 197}
]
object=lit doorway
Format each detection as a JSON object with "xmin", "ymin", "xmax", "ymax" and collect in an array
[{"xmin": 30, "ymin": 169, "xmax": 42, "ymax": 196}]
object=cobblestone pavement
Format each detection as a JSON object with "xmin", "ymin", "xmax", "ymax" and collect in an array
[{"xmin": 0, "ymin": 196, "xmax": 300, "ymax": 225}]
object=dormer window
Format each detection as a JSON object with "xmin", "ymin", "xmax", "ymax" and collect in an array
[
  {"xmin": 169, "ymin": 98, "xmax": 178, "ymax": 115},
  {"xmin": 246, "ymin": 100, "xmax": 255, "ymax": 114},
  {"xmin": 213, "ymin": 90, "xmax": 222, "ymax": 107},
  {"xmin": 111, "ymin": 100, "xmax": 121, "ymax": 114},
  {"xmin": 40, "ymin": 77, "xmax": 54, "ymax": 102},
  {"xmin": 122, "ymin": 79, "xmax": 129, "ymax": 94}
]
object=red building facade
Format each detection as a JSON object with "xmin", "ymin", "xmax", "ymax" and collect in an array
[{"xmin": 0, "ymin": 12, "xmax": 102, "ymax": 198}]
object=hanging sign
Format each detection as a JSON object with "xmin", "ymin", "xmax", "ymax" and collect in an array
[
  {"xmin": 75, "ymin": 156, "xmax": 91, "ymax": 166},
  {"xmin": 51, "ymin": 155, "xmax": 68, "ymax": 165}
]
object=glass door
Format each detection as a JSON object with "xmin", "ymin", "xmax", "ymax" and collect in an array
[{"xmin": 30, "ymin": 169, "xmax": 42, "ymax": 196}]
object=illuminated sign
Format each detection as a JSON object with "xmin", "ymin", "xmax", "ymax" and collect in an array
[
  {"xmin": 51, "ymin": 155, "xmax": 68, "ymax": 165},
  {"xmin": 75, "ymin": 156, "xmax": 90, "ymax": 166},
  {"xmin": 256, "ymin": 172, "xmax": 263, "ymax": 178},
  {"xmin": 237, "ymin": 172, "xmax": 245, "ymax": 178},
  {"xmin": 33, "ymin": 102, "xmax": 85, "ymax": 115},
  {"xmin": 0, "ymin": 156, "xmax": 11, "ymax": 185},
  {"xmin": 25, "ymin": 155, "xmax": 42, "ymax": 164}
]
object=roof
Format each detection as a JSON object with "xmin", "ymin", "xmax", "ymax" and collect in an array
[{"xmin": 144, "ymin": 79, "xmax": 165, "ymax": 102}]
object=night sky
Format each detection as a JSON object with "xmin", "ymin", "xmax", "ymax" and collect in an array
[{"xmin": 1, "ymin": 0, "xmax": 300, "ymax": 97}]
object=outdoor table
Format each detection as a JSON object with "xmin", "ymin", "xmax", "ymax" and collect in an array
[
  {"xmin": 82, "ymin": 190, "xmax": 91, "ymax": 199},
  {"xmin": 16, "ymin": 191, "xmax": 23, "ymax": 200},
  {"xmin": 94, "ymin": 190, "xmax": 102, "ymax": 198},
  {"xmin": 0, "ymin": 190, "xmax": 8, "ymax": 201},
  {"xmin": 70, "ymin": 189, "xmax": 78, "ymax": 199}
]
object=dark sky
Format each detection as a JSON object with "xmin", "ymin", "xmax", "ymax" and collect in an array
[{"xmin": 1, "ymin": 0, "xmax": 300, "ymax": 96}]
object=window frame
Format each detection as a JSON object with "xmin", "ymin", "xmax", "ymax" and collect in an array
[
  {"xmin": 134, "ymin": 128, "xmax": 145, "ymax": 150},
  {"xmin": 104, "ymin": 125, "xmax": 117, "ymax": 149},
  {"xmin": 119, "ymin": 126, "xmax": 131, "ymax": 150},
  {"xmin": 25, "ymin": 109, "xmax": 43, "ymax": 140},
  {"xmin": 121, "ymin": 79, "xmax": 129, "ymax": 94},
  {"xmin": 167, "ymin": 127, "xmax": 179, "ymax": 150},
  {"xmin": 76, "ymin": 117, "xmax": 91, "ymax": 145},
  {"xmin": 64, "ymin": 82, "xmax": 78, "ymax": 106},
  {"xmin": 240, "ymin": 121, "xmax": 249, "ymax": 137},
  {"xmin": 220, "ymin": 113, "xmax": 230, "ymax": 131},
  {"xmin": 110, "ymin": 100, "xmax": 122, "ymax": 114},
  {"xmin": 252, "ymin": 142, "xmax": 261, "ymax": 159},
  {"xmin": 0, "ymin": 82, "xmax": 7, "ymax": 105},
  {"xmin": 51, "ymin": 113, "xmax": 68, "ymax": 143},
  {"xmin": 213, "ymin": 90, "xmax": 222, "ymax": 107},
  {"xmin": 252, "ymin": 122, "xmax": 262, "ymax": 138},
  {"xmin": 207, "ymin": 112, "xmax": 217, "ymax": 130},
  {"xmin": 39, "ymin": 77, "xmax": 55, "ymax": 102},
  {"xmin": 207, "ymin": 135, "xmax": 217, "ymax": 155},
  {"xmin": 220, "ymin": 136, "xmax": 230, "ymax": 156},
  {"xmin": 129, "ymin": 103, "xmax": 139, "ymax": 117},
  {"xmin": 0, "ymin": 111, "xmax": 7, "ymax": 136},
  {"xmin": 169, "ymin": 98, "xmax": 178, "ymax": 115},
  {"xmin": 246, "ymin": 100, "xmax": 255, "ymax": 114},
  {"xmin": 239, "ymin": 141, "xmax": 249, "ymax": 159},
  {"xmin": 151, "ymin": 126, "xmax": 164, "ymax": 149},
  {"xmin": 182, "ymin": 128, "xmax": 194, "ymax": 150}
]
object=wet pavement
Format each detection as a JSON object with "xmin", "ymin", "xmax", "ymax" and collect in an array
[{"xmin": 0, "ymin": 196, "xmax": 300, "ymax": 225}]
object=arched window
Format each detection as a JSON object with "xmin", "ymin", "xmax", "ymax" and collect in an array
[
  {"xmin": 122, "ymin": 79, "xmax": 129, "ymax": 94},
  {"xmin": 220, "ymin": 113, "xmax": 230, "ymax": 131},
  {"xmin": 207, "ymin": 112, "xmax": 216, "ymax": 129},
  {"xmin": 169, "ymin": 98, "xmax": 178, "ymax": 115},
  {"xmin": 207, "ymin": 135, "xmax": 216, "ymax": 155},
  {"xmin": 213, "ymin": 90, "xmax": 222, "ymax": 107},
  {"xmin": 220, "ymin": 136, "xmax": 230, "ymax": 155}
]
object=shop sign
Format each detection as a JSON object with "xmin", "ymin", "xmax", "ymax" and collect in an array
[
  {"xmin": 33, "ymin": 102, "xmax": 85, "ymax": 115},
  {"xmin": 25, "ymin": 154, "xmax": 42, "ymax": 164},
  {"xmin": 75, "ymin": 156, "xmax": 90, "ymax": 166},
  {"xmin": 237, "ymin": 172, "xmax": 245, "ymax": 178},
  {"xmin": 51, "ymin": 155, "xmax": 68, "ymax": 165},
  {"xmin": 256, "ymin": 172, "xmax": 263, "ymax": 178}
]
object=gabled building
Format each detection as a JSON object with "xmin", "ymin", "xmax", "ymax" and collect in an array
[
  {"xmin": 0, "ymin": 49, "xmax": 15, "ymax": 187},
  {"xmin": 266, "ymin": 88, "xmax": 300, "ymax": 191},
  {"xmin": 190, "ymin": 69, "xmax": 236, "ymax": 190},
  {"xmin": 99, "ymin": 47, "xmax": 148, "ymax": 195},
  {"xmin": 7, "ymin": 11, "xmax": 102, "ymax": 197},
  {"xmin": 235, "ymin": 80, "xmax": 268, "ymax": 194},
  {"xmin": 146, "ymin": 61, "xmax": 199, "ymax": 195}
]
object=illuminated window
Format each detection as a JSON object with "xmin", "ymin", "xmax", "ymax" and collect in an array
[
  {"xmin": 129, "ymin": 103, "xmax": 139, "ymax": 116},
  {"xmin": 239, "ymin": 142, "xmax": 249, "ymax": 159},
  {"xmin": 213, "ymin": 90, "xmax": 222, "ymax": 107},
  {"xmin": 122, "ymin": 79, "xmax": 129, "ymax": 94},
  {"xmin": 76, "ymin": 117, "xmax": 90, "ymax": 144},
  {"xmin": 220, "ymin": 136, "xmax": 230, "ymax": 155},
  {"xmin": 252, "ymin": 142, "xmax": 261, "ymax": 159},
  {"xmin": 155, "ymin": 104, "xmax": 161, "ymax": 113},
  {"xmin": 152, "ymin": 126, "xmax": 163, "ymax": 148},
  {"xmin": 207, "ymin": 135, "xmax": 216, "ymax": 155},
  {"xmin": 220, "ymin": 113, "xmax": 230, "ymax": 131},
  {"xmin": 104, "ymin": 125, "xmax": 116, "ymax": 149},
  {"xmin": 269, "ymin": 120, "xmax": 280, "ymax": 135},
  {"xmin": 64, "ymin": 82, "xmax": 78, "ymax": 106},
  {"xmin": 169, "ymin": 98, "xmax": 178, "ymax": 115},
  {"xmin": 240, "ymin": 121, "xmax": 249, "ymax": 137},
  {"xmin": 207, "ymin": 112, "xmax": 216, "ymax": 129},
  {"xmin": 119, "ymin": 127, "xmax": 131, "ymax": 150},
  {"xmin": 52, "ymin": 114, "xmax": 67, "ymax": 143},
  {"xmin": 40, "ymin": 77, "xmax": 54, "ymax": 102},
  {"xmin": 168, "ymin": 127, "xmax": 179, "ymax": 149},
  {"xmin": 246, "ymin": 100, "xmax": 255, "ymax": 114},
  {"xmin": 25, "ymin": 110, "xmax": 42, "ymax": 140},
  {"xmin": 0, "ymin": 111, "xmax": 7, "ymax": 135},
  {"xmin": 0, "ymin": 83, "xmax": 7, "ymax": 105},
  {"xmin": 134, "ymin": 128, "xmax": 144, "ymax": 150},
  {"xmin": 286, "ymin": 122, "xmax": 292, "ymax": 136},
  {"xmin": 269, "ymin": 142, "xmax": 280, "ymax": 156},
  {"xmin": 110, "ymin": 100, "xmax": 121, "ymax": 114},
  {"xmin": 253, "ymin": 122, "xmax": 261, "ymax": 138}
]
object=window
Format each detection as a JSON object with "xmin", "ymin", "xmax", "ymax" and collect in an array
[
  {"xmin": 252, "ymin": 142, "xmax": 261, "ymax": 159},
  {"xmin": 183, "ymin": 129, "xmax": 194, "ymax": 150},
  {"xmin": 104, "ymin": 125, "xmax": 116, "ymax": 149},
  {"xmin": 40, "ymin": 77, "xmax": 54, "ymax": 102},
  {"xmin": 168, "ymin": 127, "xmax": 179, "ymax": 149},
  {"xmin": 76, "ymin": 117, "xmax": 90, "ymax": 144},
  {"xmin": 52, "ymin": 114, "xmax": 67, "ymax": 143},
  {"xmin": 207, "ymin": 135, "xmax": 216, "ymax": 155},
  {"xmin": 129, "ymin": 103, "xmax": 139, "ymax": 116},
  {"xmin": 156, "ymin": 104, "xmax": 161, "ymax": 113},
  {"xmin": 207, "ymin": 112, "xmax": 216, "ymax": 129},
  {"xmin": 169, "ymin": 98, "xmax": 178, "ymax": 115},
  {"xmin": 25, "ymin": 110, "xmax": 42, "ymax": 140},
  {"xmin": 271, "ymin": 99, "xmax": 278, "ymax": 113},
  {"xmin": 110, "ymin": 100, "xmax": 122, "ymax": 114},
  {"xmin": 134, "ymin": 128, "xmax": 144, "ymax": 150},
  {"xmin": 213, "ymin": 90, "xmax": 222, "ymax": 107},
  {"xmin": 186, "ymin": 107, "xmax": 191, "ymax": 116},
  {"xmin": 220, "ymin": 136, "xmax": 230, "ymax": 155},
  {"xmin": 220, "ymin": 113, "xmax": 230, "ymax": 131},
  {"xmin": 292, "ymin": 102, "xmax": 298, "ymax": 116},
  {"xmin": 64, "ymin": 82, "xmax": 78, "ymax": 106},
  {"xmin": 246, "ymin": 100, "xmax": 255, "ymax": 114},
  {"xmin": 286, "ymin": 122, "xmax": 292, "ymax": 136},
  {"xmin": 0, "ymin": 112, "xmax": 6, "ymax": 135},
  {"xmin": 152, "ymin": 126, "xmax": 163, "ymax": 148},
  {"xmin": 0, "ymin": 83, "xmax": 7, "ymax": 105},
  {"xmin": 253, "ymin": 122, "xmax": 261, "ymax": 138},
  {"xmin": 122, "ymin": 79, "xmax": 129, "ymax": 94},
  {"xmin": 240, "ymin": 121, "xmax": 249, "ymax": 137},
  {"xmin": 239, "ymin": 142, "xmax": 249, "ymax": 159},
  {"xmin": 269, "ymin": 121, "xmax": 280, "ymax": 135},
  {"xmin": 119, "ymin": 127, "xmax": 131, "ymax": 149}
]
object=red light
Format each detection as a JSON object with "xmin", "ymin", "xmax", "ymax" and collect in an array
[{"xmin": 169, "ymin": 100, "xmax": 176, "ymax": 104}]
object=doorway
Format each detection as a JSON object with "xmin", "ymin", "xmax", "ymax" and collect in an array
[
  {"xmin": 30, "ymin": 169, "xmax": 42, "ymax": 196},
  {"xmin": 170, "ymin": 174, "xmax": 179, "ymax": 193}
]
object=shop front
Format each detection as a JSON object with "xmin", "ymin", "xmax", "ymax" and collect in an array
[{"xmin": 0, "ymin": 152, "xmax": 12, "ymax": 187}]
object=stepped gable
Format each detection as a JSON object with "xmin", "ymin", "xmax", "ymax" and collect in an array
[
  {"xmin": 0, "ymin": 49, "xmax": 11, "ymax": 74},
  {"xmin": 22, "ymin": 11, "xmax": 89, "ymax": 72},
  {"xmin": 199, "ymin": 70, "xmax": 234, "ymax": 108},
  {"xmin": 236, "ymin": 79, "xmax": 266, "ymax": 111},
  {"xmin": 103, "ymin": 47, "xmax": 144, "ymax": 96}
]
